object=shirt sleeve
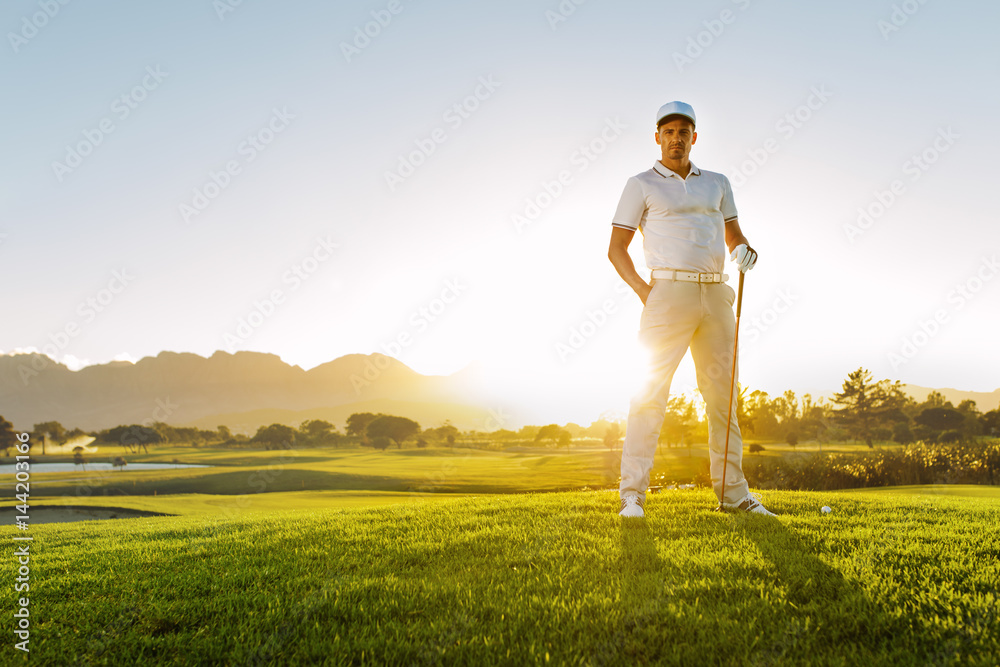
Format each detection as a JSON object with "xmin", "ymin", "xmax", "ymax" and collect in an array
[
  {"xmin": 611, "ymin": 176, "xmax": 646, "ymax": 231},
  {"xmin": 721, "ymin": 175, "xmax": 738, "ymax": 222}
]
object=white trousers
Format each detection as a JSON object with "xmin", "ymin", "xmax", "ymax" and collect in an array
[{"xmin": 619, "ymin": 278, "xmax": 749, "ymax": 504}]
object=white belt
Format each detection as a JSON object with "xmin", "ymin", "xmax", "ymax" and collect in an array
[{"xmin": 651, "ymin": 269, "xmax": 728, "ymax": 283}]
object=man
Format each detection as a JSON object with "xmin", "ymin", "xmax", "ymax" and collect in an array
[{"xmin": 608, "ymin": 101, "xmax": 775, "ymax": 518}]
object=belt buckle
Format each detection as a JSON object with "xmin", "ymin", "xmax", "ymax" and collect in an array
[{"xmin": 698, "ymin": 272, "xmax": 709, "ymax": 283}]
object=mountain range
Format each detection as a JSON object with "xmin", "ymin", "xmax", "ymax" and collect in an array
[
  {"xmin": 0, "ymin": 351, "xmax": 996, "ymax": 435},
  {"xmin": 0, "ymin": 350, "xmax": 490, "ymax": 434}
]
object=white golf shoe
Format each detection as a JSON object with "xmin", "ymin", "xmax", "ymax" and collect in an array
[
  {"xmin": 724, "ymin": 491, "xmax": 776, "ymax": 516},
  {"xmin": 618, "ymin": 493, "xmax": 645, "ymax": 518}
]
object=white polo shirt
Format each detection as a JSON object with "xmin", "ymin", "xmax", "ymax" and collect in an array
[{"xmin": 611, "ymin": 161, "xmax": 738, "ymax": 274}]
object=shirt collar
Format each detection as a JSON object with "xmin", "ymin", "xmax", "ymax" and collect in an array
[{"xmin": 653, "ymin": 160, "xmax": 701, "ymax": 179}]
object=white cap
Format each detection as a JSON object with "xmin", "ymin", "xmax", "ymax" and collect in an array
[{"xmin": 655, "ymin": 101, "xmax": 696, "ymax": 128}]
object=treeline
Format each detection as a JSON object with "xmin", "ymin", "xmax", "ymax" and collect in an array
[
  {"xmin": 659, "ymin": 368, "xmax": 999, "ymax": 449},
  {"xmin": 0, "ymin": 411, "xmax": 632, "ymax": 455}
]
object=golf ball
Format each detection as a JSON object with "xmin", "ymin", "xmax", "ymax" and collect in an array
[{"xmin": 821, "ymin": 506, "xmax": 832, "ymax": 514}]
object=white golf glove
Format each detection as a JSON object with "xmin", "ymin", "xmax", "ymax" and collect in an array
[{"xmin": 730, "ymin": 244, "xmax": 757, "ymax": 273}]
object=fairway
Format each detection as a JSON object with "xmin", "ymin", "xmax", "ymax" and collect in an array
[
  {"xmin": 8, "ymin": 445, "xmax": 710, "ymax": 505},
  {"xmin": 3, "ymin": 488, "xmax": 997, "ymax": 665}
]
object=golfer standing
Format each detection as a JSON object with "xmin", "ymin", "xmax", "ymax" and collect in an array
[{"xmin": 609, "ymin": 101, "xmax": 775, "ymax": 518}]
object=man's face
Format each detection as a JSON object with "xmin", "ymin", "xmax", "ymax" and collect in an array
[{"xmin": 655, "ymin": 118, "xmax": 696, "ymax": 162}]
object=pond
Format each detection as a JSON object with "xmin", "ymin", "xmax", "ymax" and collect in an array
[{"xmin": 1, "ymin": 462, "xmax": 209, "ymax": 474}]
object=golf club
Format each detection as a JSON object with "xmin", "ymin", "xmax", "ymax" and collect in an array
[{"xmin": 716, "ymin": 269, "xmax": 745, "ymax": 513}]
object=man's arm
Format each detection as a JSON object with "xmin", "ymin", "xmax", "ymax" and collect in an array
[
  {"xmin": 724, "ymin": 218, "xmax": 749, "ymax": 254},
  {"xmin": 608, "ymin": 226, "xmax": 652, "ymax": 305}
]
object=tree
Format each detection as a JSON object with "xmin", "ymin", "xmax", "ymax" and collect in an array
[
  {"xmin": 251, "ymin": 424, "xmax": 296, "ymax": 450},
  {"xmin": 557, "ymin": 431, "xmax": 572, "ymax": 449},
  {"xmin": 923, "ymin": 391, "xmax": 948, "ymax": 409},
  {"xmin": 73, "ymin": 450, "xmax": 87, "ymax": 471},
  {"xmin": 371, "ymin": 435, "xmax": 391, "ymax": 452},
  {"xmin": 99, "ymin": 425, "xmax": 163, "ymax": 453},
  {"xmin": 534, "ymin": 424, "xmax": 567, "ymax": 447},
  {"xmin": 893, "ymin": 422, "xmax": 914, "ymax": 444},
  {"xmin": 0, "ymin": 416, "xmax": 18, "ymax": 456},
  {"xmin": 781, "ymin": 390, "xmax": 799, "ymax": 422},
  {"xmin": 785, "ymin": 432, "xmax": 798, "ymax": 447},
  {"xmin": 366, "ymin": 416, "xmax": 420, "ymax": 449},
  {"xmin": 33, "ymin": 421, "xmax": 66, "ymax": 454},
  {"xmin": 955, "ymin": 400, "xmax": 982, "ymax": 437},
  {"xmin": 748, "ymin": 443, "xmax": 765, "ymax": 454},
  {"xmin": 299, "ymin": 420, "xmax": 337, "ymax": 447},
  {"xmin": 831, "ymin": 368, "xmax": 906, "ymax": 447},
  {"xmin": 425, "ymin": 422, "xmax": 460, "ymax": 446},
  {"xmin": 112, "ymin": 456, "xmax": 128, "ymax": 471},
  {"xmin": 798, "ymin": 393, "xmax": 830, "ymax": 442},
  {"xmin": 602, "ymin": 423, "xmax": 622, "ymax": 452},
  {"xmin": 217, "ymin": 425, "xmax": 233, "ymax": 442},
  {"xmin": 658, "ymin": 395, "xmax": 696, "ymax": 449},
  {"xmin": 914, "ymin": 408, "xmax": 965, "ymax": 433},
  {"xmin": 743, "ymin": 390, "xmax": 778, "ymax": 438},
  {"xmin": 982, "ymin": 408, "xmax": 1000, "ymax": 436},
  {"xmin": 346, "ymin": 413, "xmax": 380, "ymax": 444}
]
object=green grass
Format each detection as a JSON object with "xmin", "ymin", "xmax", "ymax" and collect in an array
[
  {"xmin": 11, "ymin": 445, "xmax": 710, "ymax": 502},
  {"xmin": 3, "ymin": 488, "xmax": 997, "ymax": 665},
  {"xmin": 838, "ymin": 484, "xmax": 1000, "ymax": 499},
  {"xmin": 7, "ymin": 490, "xmax": 473, "ymax": 516}
]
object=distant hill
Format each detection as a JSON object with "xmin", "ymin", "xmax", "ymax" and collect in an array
[
  {"xmin": 0, "ymin": 351, "xmax": 483, "ymax": 433},
  {"xmin": 899, "ymin": 384, "xmax": 1000, "ymax": 412}
]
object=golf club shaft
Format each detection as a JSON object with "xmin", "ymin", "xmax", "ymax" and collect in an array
[{"xmin": 718, "ymin": 271, "xmax": 744, "ymax": 509}]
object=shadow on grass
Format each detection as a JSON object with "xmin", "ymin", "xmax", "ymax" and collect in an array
[{"xmin": 601, "ymin": 505, "xmax": 910, "ymax": 665}]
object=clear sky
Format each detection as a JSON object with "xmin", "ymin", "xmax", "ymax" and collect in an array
[{"xmin": 2, "ymin": 0, "xmax": 999, "ymax": 427}]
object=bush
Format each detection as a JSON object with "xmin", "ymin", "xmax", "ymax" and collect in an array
[
  {"xmin": 938, "ymin": 430, "xmax": 962, "ymax": 444},
  {"xmin": 748, "ymin": 444, "xmax": 765, "ymax": 454},
  {"xmin": 742, "ymin": 439, "xmax": 1000, "ymax": 490},
  {"xmin": 785, "ymin": 432, "xmax": 798, "ymax": 447},
  {"xmin": 911, "ymin": 424, "xmax": 935, "ymax": 443},
  {"xmin": 372, "ymin": 436, "xmax": 391, "ymax": 451}
]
